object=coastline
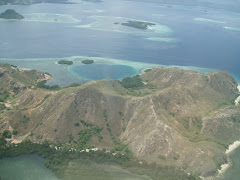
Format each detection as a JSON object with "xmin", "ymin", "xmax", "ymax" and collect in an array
[
  {"xmin": 215, "ymin": 140, "xmax": 240, "ymax": 178},
  {"xmin": 234, "ymin": 85, "xmax": 240, "ymax": 105},
  {"xmin": 215, "ymin": 84, "xmax": 240, "ymax": 178}
]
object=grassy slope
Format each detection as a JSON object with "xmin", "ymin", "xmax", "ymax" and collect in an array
[{"xmin": 0, "ymin": 64, "xmax": 240, "ymax": 177}]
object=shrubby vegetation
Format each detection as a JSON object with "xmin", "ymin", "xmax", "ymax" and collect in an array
[
  {"xmin": 0, "ymin": 104, "xmax": 6, "ymax": 111},
  {"xmin": 74, "ymin": 122, "xmax": 80, "ymax": 127},
  {"xmin": 144, "ymin": 69, "xmax": 152, "ymax": 73},
  {"xmin": 120, "ymin": 75, "xmax": 144, "ymax": 89},
  {"xmin": 80, "ymin": 119, "xmax": 94, "ymax": 127},
  {"xmin": 77, "ymin": 125, "xmax": 103, "ymax": 149},
  {"xmin": 121, "ymin": 21, "xmax": 155, "ymax": 30},
  {"xmin": 0, "ymin": 139, "xmax": 199, "ymax": 180},
  {"xmin": 0, "ymin": 90, "xmax": 9, "ymax": 102},
  {"xmin": 36, "ymin": 80, "xmax": 60, "ymax": 90},
  {"xmin": 12, "ymin": 129, "xmax": 18, "ymax": 135},
  {"xmin": 67, "ymin": 83, "xmax": 81, "ymax": 88},
  {"xmin": 22, "ymin": 114, "xmax": 30, "ymax": 124},
  {"xmin": 2, "ymin": 130, "xmax": 12, "ymax": 138},
  {"xmin": 58, "ymin": 60, "xmax": 73, "ymax": 65},
  {"xmin": 82, "ymin": 59, "xmax": 94, "ymax": 64}
]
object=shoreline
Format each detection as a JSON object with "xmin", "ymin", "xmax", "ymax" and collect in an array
[
  {"xmin": 215, "ymin": 140, "xmax": 240, "ymax": 178},
  {"xmin": 234, "ymin": 85, "xmax": 240, "ymax": 105},
  {"xmin": 1, "ymin": 56, "xmax": 239, "ymax": 86}
]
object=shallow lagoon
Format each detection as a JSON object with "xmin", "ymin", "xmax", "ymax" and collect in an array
[
  {"xmin": 0, "ymin": 56, "xmax": 216, "ymax": 86},
  {"xmin": 0, "ymin": 0, "xmax": 240, "ymax": 178},
  {"xmin": 70, "ymin": 64, "xmax": 137, "ymax": 80},
  {"xmin": 0, "ymin": 154, "xmax": 59, "ymax": 180}
]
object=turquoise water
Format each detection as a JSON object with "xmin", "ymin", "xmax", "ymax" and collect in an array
[
  {"xmin": 0, "ymin": 0, "xmax": 240, "ymax": 85},
  {"xmin": 0, "ymin": 154, "xmax": 59, "ymax": 180},
  {"xmin": 0, "ymin": 0, "xmax": 240, "ymax": 178},
  {"xmin": 70, "ymin": 64, "xmax": 137, "ymax": 80}
]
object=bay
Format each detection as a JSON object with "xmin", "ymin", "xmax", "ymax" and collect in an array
[{"xmin": 0, "ymin": 154, "xmax": 59, "ymax": 180}]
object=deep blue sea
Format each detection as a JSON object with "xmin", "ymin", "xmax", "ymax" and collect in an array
[
  {"xmin": 0, "ymin": 0, "xmax": 240, "ymax": 179},
  {"xmin": 0, "ymin": 0, "xmax": 240, "ymax": 85}
]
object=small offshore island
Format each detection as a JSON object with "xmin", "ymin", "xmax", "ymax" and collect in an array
[
  {"xmin": 82, "ymin": 59, "xmax": 94, "ymax": 64},
  {"xmin": 58, "ymin": 60, "xmax": 73, "ymax": 65},
  {"xmin": 121, "ymin": 21, "xmax": 156, "ymax": 30},
  {"xmin": 0, "ymin": 9, "xmax": 24, "ymax": 20},
  {"xmin": 0, "ymin": 0, "xmax": 73, "ymax": 5}
]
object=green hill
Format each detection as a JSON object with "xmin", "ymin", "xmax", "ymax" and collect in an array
[{"xmin": 0, "ymin": 63, "xmax": 240, "ymax": 178}]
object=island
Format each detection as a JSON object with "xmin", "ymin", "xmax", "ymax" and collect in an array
[
  {"xmin": 82, "ymin": 59, "xmax": 94, "ymax": 64},
  {"xmin": 0, "ymin": 0, "xmax": 74, "ymax": 5},
  {"xmin": 82, "ymin": 0, "xmax": 103, "ymax": 2},
  {"xmin": 121, "ymin": 21, "xmax": 155, "ymax": 30},
  {"xmin": 58, "ymin": 60, "xmax": 73, "ymax": 65},
  {"xmin": 1, "ymin": 62, "xmax": 240, "ymax": 179},
  {"xmin": 0, "ymin": 9, "xmax": 24, "ymax": 20}
]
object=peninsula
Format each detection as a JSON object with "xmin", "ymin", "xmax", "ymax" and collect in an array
[{"xmin": 0, "ymin": 63, "xmax": 240, "ymax": 179}]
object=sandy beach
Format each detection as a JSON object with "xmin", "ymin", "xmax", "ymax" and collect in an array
[{"xmin": 235, "ymin": 85, "xmax": 240, "ymax": 105}]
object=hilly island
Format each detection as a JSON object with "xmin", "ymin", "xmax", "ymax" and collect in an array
[
  {"xmin": 0, "ymin": 63, "xmax": 240, "ymax": 179},
  {"xmin": 0, "ymin": 9, "xmax": 24, "ymax": 19}
]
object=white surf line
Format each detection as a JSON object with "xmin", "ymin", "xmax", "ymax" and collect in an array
[
  {"xmin": 216, "ymin": 140, "xmax": 240, "ymax": 177},
  {"xmin": 210, "ymin": 85, "xmax": 240, "ymax": 178},
  {"xmin": 235, "ymin": 85, "xmax": 240, "ymax": 106}
]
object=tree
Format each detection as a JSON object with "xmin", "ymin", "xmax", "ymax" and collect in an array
[{"xmin": 2, "ymin": 130, "xmax": 11, "ymax": 138}]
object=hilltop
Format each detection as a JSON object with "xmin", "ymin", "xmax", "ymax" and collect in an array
[{"xmin": 0, "ymin": 63, "xmax": 240, "ymax": 177}]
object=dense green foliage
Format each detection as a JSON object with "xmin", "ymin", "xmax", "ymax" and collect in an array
[
  {"xmin": 36, "ymin": 80, "xmax": 60, "ymax": 90},
  {"xmin": 0, "ymin": 90, "xmax": 9, "ymax": 102},
  {"xmin": 144, "ymin": 69, "xmax": 152, "ymax": 73},
  {"xmin": 2, "ymin": 130, "xmax": 11, "ymax": 138},
  {"xmin": 77, "ymin": 126, "xmax": 103, "ymax": 148},
  {"xmin": 82, "ymin": 59, "xmax": 94, "ymax": 64},
  {"xmin": 120, "ymin": 75, "xmax": 144, "ymax": 89},
  {"xmin": 0, "ymin": 103, "xmax": 6, "ymax": 111},
  {"xmin": 121, "ymin": 21, "xmax": 155, "ymax": 30},
  {"xmin": 58, "ymin": 60, "xmax": 73, "ymax": 65},
  {"xmin": 74, "ymin": 122, "xmax": 80, "ymax": 127},
  {"xmin": 12, "ymin": 129, "xmax": 18, "ymax": 135},
  {"xmin": 0, "ymin": 9, "xmax": 24, "ymax": 19},
  {"xmin": 0, "ymin": 137, "xmax": 7, "ymax": 147},
  {"xmin": 80, "ymin": 119, "xmax": 94, "ymax": 127},
  {"xmin": 22, "ymin": 114, "xmax": 30, "ymax": 124},
  {"xmin": 0, "ymin": 140, "xmax": 199, "ymax": 180},
  {"xmin": 66, "ymin": 83, "xmax": 81, "ymax": 88}
]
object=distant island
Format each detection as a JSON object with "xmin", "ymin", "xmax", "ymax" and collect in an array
[
  {"xmin": 0, "ymin": 0, "xmax": 74, "ymax": 5},
  {"xmin": 82, "ymin": 59, "xmax": 94, "ymax": 64},
  {"xmin": 58, "ymin": 60, "xmax": 73, "ymax": 65},
  {"xmin": 0, "ymin": 9, "xmax": 24, "ymax": 19},
  {"xmin": 121, "ymin": 21, "xmax": 155, "ymax": 30},
  {"xmin": 82, "ymin": 0, "xmax": 103, "ymax": 2}
]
